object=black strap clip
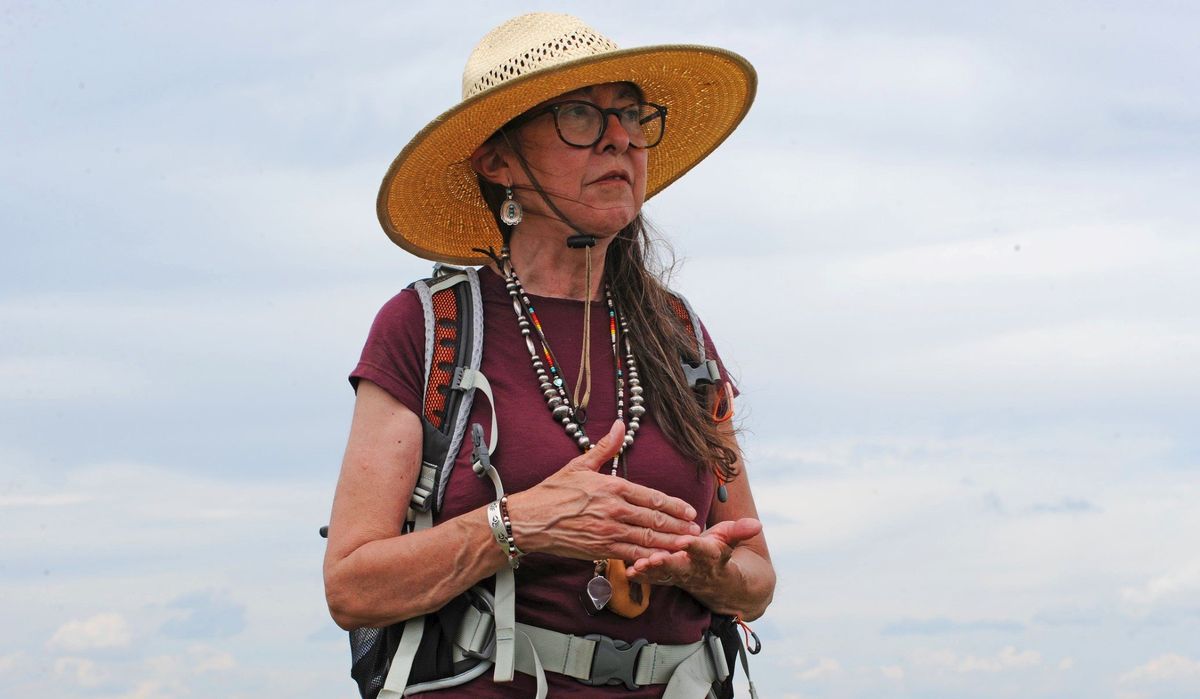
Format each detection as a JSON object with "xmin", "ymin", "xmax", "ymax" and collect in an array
[
  {"xmin": 470, "ymin": 423, "xmax": 492, "ymax": 477},
  {"xmin": 682, "ymin": 358, "xmax": 721, "ymax": 388},
  {"xmin": 580, "ymin": 634, "xmax": 648, "ymax": 690}
]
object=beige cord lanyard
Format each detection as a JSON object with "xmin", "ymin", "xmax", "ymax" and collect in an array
[{"xmin": 567, "ymin": 239, "xmax": 652, "ymax": 619}]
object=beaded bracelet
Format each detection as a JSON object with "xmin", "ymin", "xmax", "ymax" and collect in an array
[{"xmin": 487, "ymin": 499, "xmax": 524, "ymax": 569}]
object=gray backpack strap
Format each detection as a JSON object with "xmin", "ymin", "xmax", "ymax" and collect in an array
[
  {"xmin": 384, "ymin": 265, "xmax": 517, "ymax": 695},
  {"xmin": 668, "ymin": 291, "xmax": 721, "ymax": 388},
  {"xmin": 408, "ymin": 266, "xmax": 487, "ymax": 514},
  {"xmin": 376, "ymin": 509, "xmax": 434, "ymax": 699}
]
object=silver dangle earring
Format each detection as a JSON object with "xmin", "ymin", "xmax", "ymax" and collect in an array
[{"xmin": 500, "ymin": 187, "xmax": 523, "ymax": 226}]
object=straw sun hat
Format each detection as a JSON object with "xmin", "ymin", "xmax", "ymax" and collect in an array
[{"xmin": 377, "ymin": 12, "xmax": 757, "ymax": 264}]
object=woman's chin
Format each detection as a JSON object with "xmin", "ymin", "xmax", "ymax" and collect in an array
[{"xmin": 579, "ymin": 208, "xmax": 640, "ymax": 237}]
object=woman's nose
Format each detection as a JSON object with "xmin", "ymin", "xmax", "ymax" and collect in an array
[{"xmin": 597, "ymin": 111, "xmax": 631, "ymax": 151}]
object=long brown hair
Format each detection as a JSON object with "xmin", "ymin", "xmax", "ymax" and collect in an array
[{"xmin": 479, "ymin": 177, "xmax": 739, "ymax": 483}]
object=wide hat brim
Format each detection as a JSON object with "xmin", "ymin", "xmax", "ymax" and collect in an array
[{"xmin": 377, "ymin": 44, "xmax": 757, "ymax": 264}]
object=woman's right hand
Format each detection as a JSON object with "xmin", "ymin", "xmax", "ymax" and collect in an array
[{"xmin": 506, "ymin": 420, "xmax": 701, "ymax": 562}]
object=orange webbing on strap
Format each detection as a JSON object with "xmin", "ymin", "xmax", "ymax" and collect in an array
[
  {"xmin": 424, "ymin": 288, "xmax": 460, "ymax": 429},
  {"xmin": 665, "ymin": 293, "xmax": 692, "ymax": 329}
]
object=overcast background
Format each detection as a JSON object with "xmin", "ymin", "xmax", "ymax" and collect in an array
[{"xmin": 3, "ymin": 1, "xmax": 1199, "ymax": 698}]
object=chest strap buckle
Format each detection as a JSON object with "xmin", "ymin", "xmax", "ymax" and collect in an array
[{"xmin": 579, "ymin": 634, "xmax": 649, "ymax": 690}]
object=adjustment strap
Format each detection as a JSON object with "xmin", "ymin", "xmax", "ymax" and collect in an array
[
  {"xmin": 455, "ymin": 368, "xmax": 498, "ymax": 462},
  {"xmin": 428, "ymin": 269, "xmax": 468, "ymax": 293},
  {"xmin": 734, "ymin": 627, "xmax": 760, "ymax": 699},
  {"xmin": 492, "ymin": 566, "xmax": 517, "ymax": 683},
  {"xmin": 383, "ymin": 506, "xmax": 435, "ymax": 695},
  {"xmin": 403, "ymin": 507, "xmax": 433, "ymax": 536},
  {"xmin": 378, "ymin": 615, "xmax": 426, "ymax": 699},
  {"xmin": 410, "ymin": 462, "xmax": 438, "ymax": 511},
  {"xmin": 511, "ymin": 624, "xmax": 710, "ymax": 686},
  {"xmin": 454, "ymin": 602, "xmax": 494, "ymax": 660},
  {"xmin": 518, "ymin": 630, "xmax": 548, "ymax": 699},
  {"xmin": 661, "ymin": 636, "xmax": 728, "ymax": 699}
]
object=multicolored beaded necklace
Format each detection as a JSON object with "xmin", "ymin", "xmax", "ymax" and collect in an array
[
  {"xmin": 499, "ymin": 245, "xmax": 654, "ymax": 618},
  {"xmin": 498, "ymin": 247, "xmax": 644, "ymax": 474}
]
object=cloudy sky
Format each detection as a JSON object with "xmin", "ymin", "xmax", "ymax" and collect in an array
[{"xmin": 2, "ymin": 1, "xmax": 1198, "ymax": 697}]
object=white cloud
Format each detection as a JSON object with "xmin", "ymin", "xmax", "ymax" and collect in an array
[
  {"xmin": 0, "ymin": 652, "xmax": 27, "ymax": 674},
  {"xmin": 47, "ymin": 613, "xmax": 132, "ymax": 652},
  {"xmin": 0, "ymin": 493, "xmax": 94, "ymax": 507},
  {"xmin": 141, "ymin": 645, "xmax": 235, "ymax": 677},
  {"xmin": 53, "ymin": 656, "xmax": 110, "ymax": 687},
  {"xmin": 1121, "ymin": 561, "xmax": 1200, "ymax": 611},
  {"xmin": 915, "ymin": 319, "xmax": 1200, "ymax": 388},
  {"xmin": 838, "ymin": 224, "xmax": 1198, "ymax": 286},
  {"xmin": 0, "ymin": 355, "xmax": 149, "ymax": 403},
  {"xmin": 957, "ymin": 646, "xmax": 1041, "ymax": 673},
  {"xmin": 189, "ymin": 645, "xmax": 236, "ymax": 674},
  {"xmin": 1119, "ymin": 654, "xmax": 1200, "ymax": 684},
  {"xmin": 791, "ymin": 657, "xmax": 843, "ymax": 681},
  {"xmin": 119, "ymin": 677, "xmax": 186, "ymax": 699},
  {"xmin": 913, "ymin": 646, "xmax": 1042, "ymax": 674},
  {"xmin": 880, "ymin": 664, "xmax": 905, "ymax": 680}
]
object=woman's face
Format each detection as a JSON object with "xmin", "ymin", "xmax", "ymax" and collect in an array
[{"xmin": 505, "ymin": 82, "xmax": 649, "ymax": 237}]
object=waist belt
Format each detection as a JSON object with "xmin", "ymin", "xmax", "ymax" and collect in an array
[
  {"xmin": 391, "ymin": 596, "xmax": 738, "ymax": 699},
  {"xmin": 511, "ymin": 622, "xmax": 729, "ymax": 698},
  {"xmin": 513, "ymin": 619, "xmax": 724, "ymax": 691}
]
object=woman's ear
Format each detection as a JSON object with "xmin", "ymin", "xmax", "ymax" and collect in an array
[{"xmin": 470, "ymin": 139, "xmax": 511, "ymax": 186}]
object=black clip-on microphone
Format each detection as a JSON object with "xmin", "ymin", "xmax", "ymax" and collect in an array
[{"xmin": 566, "ymin": 233, "xmax": 597, "ymax": 249}]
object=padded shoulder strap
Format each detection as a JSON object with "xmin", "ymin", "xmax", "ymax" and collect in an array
[
  {"xmin": 666, "ymin": 291, "xmax": 721, "ymax": 388},
  {"xmin": 409, "ymin": 266, "xmax": 486, "ymax": 513}
]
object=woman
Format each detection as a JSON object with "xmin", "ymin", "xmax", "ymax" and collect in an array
[{"xmin": 324, "ymin": 13, "xmax": 774, "ymax": 698}]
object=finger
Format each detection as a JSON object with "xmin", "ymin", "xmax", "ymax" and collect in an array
[
  {"xmin": 703, "ymin": 518, "xmax": 763, "ymax": 548},
  {"xmin": 699, "ymin": 518, "xmax": 762, "ymax": 546},
  {"xmin": 611, "ymin": 542, "xmax": 678, "ymax": 563},
  {"xmin": 728, "ymin": 517, "xmax": 763, "ymax": 544},
  {"xmin": 562, "ymin": 420, "xmax": 625, "ymax": 472},
  {"xmin": 628, "ymin": 550, "xmax": 673, "ymax": 574},
  {"xmin": 628, "ymin": 552, "xmax": 690, "ymax": 584},
  {"xmin": 618, "ymin": 525, "xmax": 694, "ymax": 554},
  {"xmin": 615, "ymin": 502, "xmax": 701, "ymax": 536},
  {"xmin": 685, "ymin": 534, "xmax": 728, "ymax": 563},
  {"xmin": 631, "ymin": 550, "xmax": 671, "ymax": 568},
  {"xmin": 618, "ymin": 481, "xmax": 698, "ymax": 526}
]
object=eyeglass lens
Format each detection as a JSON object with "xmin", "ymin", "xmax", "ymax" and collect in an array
[{"xmin": 553, "ymin": 102, "xmax": 665, "ymax": 148}]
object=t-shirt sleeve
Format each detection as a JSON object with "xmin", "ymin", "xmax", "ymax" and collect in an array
[{"xmin": 349, "ymin": 288, "xmax": 426, "ymax": 418}]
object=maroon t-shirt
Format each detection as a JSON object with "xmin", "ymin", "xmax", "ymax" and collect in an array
[{"xmin": 350, "ymin": 266, "xmax": 733, "ymax": 697}]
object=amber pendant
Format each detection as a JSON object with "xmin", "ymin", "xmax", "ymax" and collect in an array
[{"xmin": 604, "ymin": 559, "xmax": 650, "ymax": 618}]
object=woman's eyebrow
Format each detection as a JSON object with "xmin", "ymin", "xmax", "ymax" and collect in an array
[{"xmin": 616, "ymin": 85, "xmax": 640, "ymax": 100}]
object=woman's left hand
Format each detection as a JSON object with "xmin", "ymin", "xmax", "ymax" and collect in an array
[{"xmin": 626, "ymin": 517, "xmax": 762, "ymax": 587}]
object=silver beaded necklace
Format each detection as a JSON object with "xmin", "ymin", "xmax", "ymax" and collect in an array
[{"xmin": 499, "ymin": 248, "xmax": 644, "ymax": 473}]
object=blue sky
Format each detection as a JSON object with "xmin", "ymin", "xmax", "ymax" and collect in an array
[{"xmin": 2, "ymin": 2, "xmax": 1199, "ymax": 697}]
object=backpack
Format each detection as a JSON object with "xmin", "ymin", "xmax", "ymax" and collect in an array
[{"xmin": 328, "ymin": 264, "xmax": 759, "ymax": 698}]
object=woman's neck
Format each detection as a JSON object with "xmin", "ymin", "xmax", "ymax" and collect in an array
[{"xmin": 491, "ymin": 224, "xmax": 615, "ymax": 301}]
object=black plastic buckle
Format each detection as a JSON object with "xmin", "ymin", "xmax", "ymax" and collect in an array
[
  {"xmin": 470, "ymin": 423, "xmax": 492, "ymax": 477},
  {"xmin": 580, "ymin": 634, "xmax": 648, "ymax": 690},
  {"xmin": 431, "ymin": 261, "xmax": 466, "ymax": 278},
  {"xmin": 683, "ymin": 359, "xmax": 721, "ymax": 388}
]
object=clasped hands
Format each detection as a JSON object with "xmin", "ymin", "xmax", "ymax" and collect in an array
[{"xmin": 505, "ymin": 420, "xmax": 762, "ymax": 589}]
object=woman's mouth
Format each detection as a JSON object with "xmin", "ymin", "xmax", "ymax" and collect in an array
[{"xmin": 592, "ymin": 171, "xmax": 631, "ymax": 185}]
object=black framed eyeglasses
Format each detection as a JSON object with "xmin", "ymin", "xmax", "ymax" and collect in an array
[{"xmin": 508, "ymin": 100, "xmax": 668, "ymax": 149}]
